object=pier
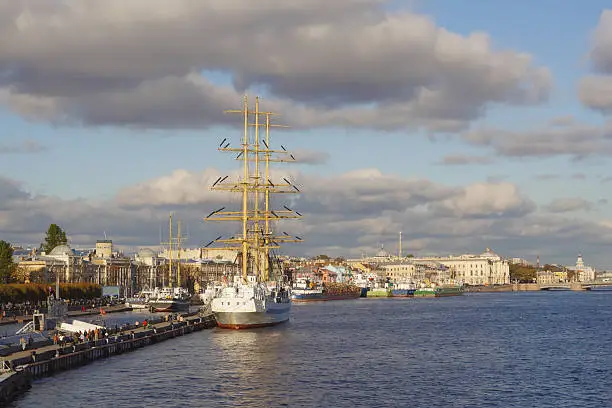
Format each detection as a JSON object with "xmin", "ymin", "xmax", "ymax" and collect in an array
[
  {"xmin": 0, "ymin": 312, "xmax": 216, "ymax": 405},
  {"xmin": 0, "ymin": 304, "xmax": 134, "ymax": 326}
]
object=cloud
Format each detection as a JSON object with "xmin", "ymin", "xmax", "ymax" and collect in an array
[
  {"xmin": 534, "ymin": 174, "xmax": 560, "ymax": 180},
  {"xmin": 578, "ymin": 75, "xmax": 612, "ymax": 114},
  {"xmin": 438, "ymin": 154, "xmax": 492, "ymax": 165},
  {"xmin": 462, "ymin": 120, "xmax": 612, "ymax": 158},
  {"xmin": 0, "ymin": 1, "xmax": 551, "ymax": 132},
  {"xmin": 587, "ymin": 10, "xmax": 612, "ymax": 74},
  {"xmin": 0, "ymin": 139, "xmax": 46, "ymax": 154},
  {"xmin": 545, "ymin": 198, "xmax": 593, "ymax": 213},
  {"xmin": 548, "ymin": 115, "xmax": 575, "ymax": 127},
  {"xmin": 292, "ymin": 149, "xmax": 330, "ymax": 165},
  {"xmin": 579, "ymin": 10, "xmax": 612, "ymax": 113},
  {"xmin": 4, "ymin": 168, "xmax": 612, "ymax": 267},
  {"xmin": 431, "ymin": 182, "xmax": 536, "ymax": 218}
]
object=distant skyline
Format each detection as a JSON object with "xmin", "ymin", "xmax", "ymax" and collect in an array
[{"xmin": 1, "ymin": 1, "xmax": 612, "ymax": 269}]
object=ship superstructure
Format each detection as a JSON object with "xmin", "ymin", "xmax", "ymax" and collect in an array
[{"xmin": 206, "ymin": 96, "xmax": 302, "ymax": 329}]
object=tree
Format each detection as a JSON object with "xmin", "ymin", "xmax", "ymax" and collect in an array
[
  {"xmin": 11, "ymin": 265, "xmax": 29, "ymax": 283},
  {"xmin": 41, "ymin": 224, "xmax": 68, "ymax": 253},
  {"xmin": 315, "ymin": 254, "xmax": 330, "ymax": 260},
  {"xmin": 0, "ymin": 240, "xmax": 14, "ymax": 284},
  {"xmin": 509, "ymin": 263, "xmax": 537, "ymax": 283},
  {"xmin": 542, "ymin": 264, "xmax": 563, "ymax": 272}
]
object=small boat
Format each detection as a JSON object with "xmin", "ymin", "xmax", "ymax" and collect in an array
[{"xmin": 148, "ymin": 287, "xmax": 190, "ymax": 312}]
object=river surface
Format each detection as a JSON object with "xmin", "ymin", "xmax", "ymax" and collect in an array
[{"xmin": 9, "ymin": 292, "xmax": 612, "ymax": 407}]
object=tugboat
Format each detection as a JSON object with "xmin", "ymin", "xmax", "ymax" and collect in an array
[{"xmin": 205, "ymin": 96, "xmax": 302, "ymax": 329}]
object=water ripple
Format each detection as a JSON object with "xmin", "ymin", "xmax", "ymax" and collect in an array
[{"xmin": 9, "ymin": 292, "xmax": 612, "ymax": 407}]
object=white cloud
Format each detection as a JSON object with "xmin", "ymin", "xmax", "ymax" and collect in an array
[
  {"xmin": 588, "ymin": 9, "xmax": 612, "ymax": 74},
  {"xmin": 0, "ymin": 139, "xmax": 46, "ymax": 154},
  {"xmin": 462, "ymin": 120, "xmax": 612, "ymax": 158},
  {"xmin": 438, "ymin": 154, "xmax": 492, "ymax": 165},
  {"xmin": 0, "ymin": 0, "xmax": 551, "ymax": 132},
  {"xmin": 579, "ymin": 10, "xmax": 612, "ymax": 113},
  {"xmin": 3, "ymin": 168, "xmax": 612, "ymax": 266},
  {"xmin": 432, "ymin": 182, "xmax": 535, "ymax": 218},
  {"xmin": 545, "ymin": 198, "xmax": 593, "ymax": 213}
]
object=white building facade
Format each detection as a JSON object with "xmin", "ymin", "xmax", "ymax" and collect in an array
[
  {"xmin": 412, "ymin": 248, "xmax": 510, "ymax": 286},
  {"xmin": 571, "ymin": 254, "xmax": 595, "ymax": 282}
]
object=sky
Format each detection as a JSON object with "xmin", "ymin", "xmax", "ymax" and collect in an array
[{"xmin": 1, "ymin": 1, "xmax": 612, "ymax": 268}]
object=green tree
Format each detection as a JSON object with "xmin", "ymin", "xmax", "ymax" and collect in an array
[
  {"xmin": 0, "ymin": 240, "xmax": 14, "ymax": 284},
  {"xmin": 509, "ymin": 263, "xmax": 537, "ymax": 283},
  {"xmin": 315, "ymin": 254, "xmax": 330, "ymax": 260},
  {"xmin": 41, "ymin": 224, "xmax": 68, "ymax": 253}
]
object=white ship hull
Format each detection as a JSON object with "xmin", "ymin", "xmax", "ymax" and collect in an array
[{"xmin": 211, "ymin": 282, "xmax": 291, "ymax": 329}]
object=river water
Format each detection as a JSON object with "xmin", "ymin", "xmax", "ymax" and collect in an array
[{"xmin": 9, "ymin": 292, "xmax": 612, "ymax": 407}]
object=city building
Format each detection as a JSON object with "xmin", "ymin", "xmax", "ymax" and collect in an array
[
  {"xmin": 566, "ymin": 254, "xmax": 595, "ymax": 282},
  {"xmin": 350, "ymin": 247, "xmax": 510, "ymax": 286}
]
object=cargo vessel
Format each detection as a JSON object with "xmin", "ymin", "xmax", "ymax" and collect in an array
[
  {"xmin": 366, "ymin": 287, "xmax": 392, "ymax": 297},
  {"xmin": 291, "ymin": 281, "xmax": 361, "ymax": 302},
  {"xmin": 414, "ymin": 285, "xmax": 464, "ymax": 297},
  {"xmin": 390, "ymin": 288, "xmax": 416, "ymax": 297}
]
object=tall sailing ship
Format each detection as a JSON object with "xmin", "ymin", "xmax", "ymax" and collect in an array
[
  {"xmin": 148, "ymin": 214, "xmax": 191, "ymax": 312},
  {"xmin": 205, "ymin": 96, "xmax": 302, "ymax": 329}
]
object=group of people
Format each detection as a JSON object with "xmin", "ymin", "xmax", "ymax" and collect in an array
[
  {"xmin": 18, "ymin": 335, "xmax": 34, "ymax": 350},
  {"xmin": 1, "ymin": 297, "xmax": 119, "ymax": 319},
  {"xmin": 51, "ymin": 327, "xmax": 109, "ymax": 347}
]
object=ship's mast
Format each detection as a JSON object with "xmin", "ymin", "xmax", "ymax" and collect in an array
[
  {"xmin": 264, "ymin": 112, "xmax": 271, "ymax": 280},
  {"xmin": 169, "ymin": 213, "xmax": 173, "ymax": 287},
  {"xmin": 253, "ymin": 97, "xmax": 261, "ymax": 280},
  {"xmin": 241, "ymin": 95, "xmax": 249, "ymax": 281},
  {"xmin": 177, "ymin": 219, "xmax": 181, "ymax": 287},
  {"xmin": 205, "ymin": 96, "xmax": 302, "ymax": 283}
]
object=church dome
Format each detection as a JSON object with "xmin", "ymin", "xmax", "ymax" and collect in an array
[
  {"xmin": 49, "ymin": 245, "xmax": 74, "ymax": 256},
  {"xmin": 138, "ymin": 248, "xmax": 156, "ymax": 258},
  {"xmin": 480, "ymin": 247, "xmax": 499, "ymax": 258}
]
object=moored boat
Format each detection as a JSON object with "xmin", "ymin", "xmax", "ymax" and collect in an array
[
  {"xmin": 391, "ymin": 288, "xmax": 416, "ymax": 297},
  {"xmin": 206, "ymin": 96, "xmax": 301, "ymax": 329},
  {"xmin": 148, "ymin": 287, "xmax": 190, "ymax": 312},
  {"xmin": 291, "ymin": 282, "xmax": 361, "ymax": 302},
  {"xmin": 367, "ymin": 287, "xmax": 392, "ymax": 297},
  {"xmin": 212, "ymin": 277, "xmax": 291, "ymax": 329},
  {"xmin": 414, "ymin": 285, "xmax": 464, "ymax": 297}
]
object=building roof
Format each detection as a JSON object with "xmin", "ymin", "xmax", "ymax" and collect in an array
[
  {"xmin": 479, "ymin": 248, "xmax": 500, "ymax": 258},
  {"xmin": 137, "ymin": 248, "xmax": 157, "ymax": 258},
  {"xmin": 49, "ymin": 245, "xmax": 74, "ymax": 256}
]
